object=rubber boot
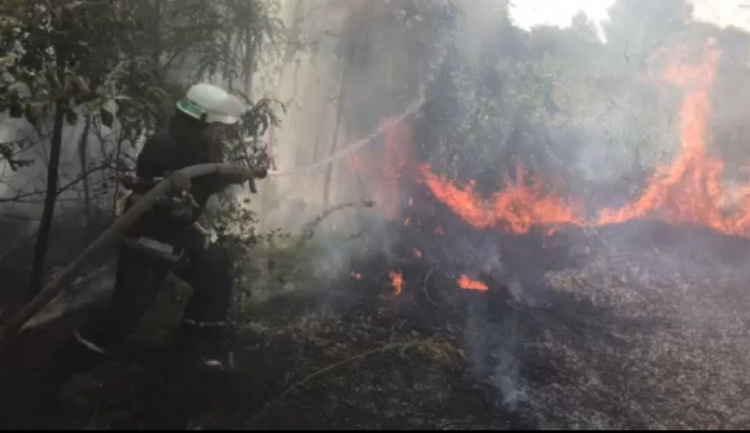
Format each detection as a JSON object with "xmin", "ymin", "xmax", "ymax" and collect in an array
[{"xmin": 169, "ymin": 322, "xmax": 234, "ymax": 383}]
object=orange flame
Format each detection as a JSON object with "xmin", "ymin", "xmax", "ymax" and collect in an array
[
  {"xmin": 597, "ymin": 40, "xmax": 750, "ymax": 235},
  {"xmin": 457, "ymin": 275, "xmax": 488, "ymax": 292},
  {"xmin": 419, "ymin": 162, "xmax": 584, "ymax": 234},
  {"xmin": 389, "ymin": 270, "xmax": 403, "ymax": 296},
  {"xmin": 348, "ymin": 119, "xmax": 415, "ymax": 221},
  {"xmin": 349, "ymin": 39, "xmax": 750, "ymax": 240}
]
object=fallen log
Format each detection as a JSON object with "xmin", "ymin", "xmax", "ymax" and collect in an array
[{"xmin": 0, "ymin": 163, "xmax": 259, "ymax": 356}]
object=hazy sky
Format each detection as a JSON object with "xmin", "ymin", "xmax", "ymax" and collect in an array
[
  {"xmin": 509, "ymin": 0, "xmax": 612, "ymax": 33},
  {"xmin": 508, "ymin": 0, "xmax": 750, "ymax": 36}
]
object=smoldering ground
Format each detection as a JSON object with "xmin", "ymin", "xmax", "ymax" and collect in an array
[
  {"xmin": 259, "ymin": 0, "xmax": 750, "ymax": 429},
  {"xmin": 2, "ymin": 0, "xmax": 750, "ymax": 429}
]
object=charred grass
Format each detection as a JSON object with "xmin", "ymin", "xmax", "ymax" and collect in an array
[{"xmin": 2, "ymin": 223, "xmax": 750, "ymax": 429}]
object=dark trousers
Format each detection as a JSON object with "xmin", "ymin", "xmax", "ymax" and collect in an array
[{"xmin": 48, "ymin": 240, "xmax": 234, "ymax": 376}]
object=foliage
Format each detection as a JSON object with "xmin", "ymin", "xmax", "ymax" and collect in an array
[
  {"xmin": 0, "ymin": 1, "xmax": 285, "ymax": 208},
  {"xmin": 0, "ymin": 0, "xmax": 286, "ymax": 298},
  {"xmin": 0, "ymin": 138, "xmax": 34, "ymax": 172},
  {"xmin": 416, "ymin": 0, "xmax": 750, "ymax": 207},
  {"xmin": 203, "ymin": 96, "xmax": 286, "ymax": 293},
  {"xmin": 0, "ymin": 0, "xmax": 284, "ymax": 170},
  {"xmin": 223, "ymin": 97, "xmax": 285, "ymax": 173},
  {"xmin": 0, "ymin": 1, "xmax": 125, "ymax": 130}
]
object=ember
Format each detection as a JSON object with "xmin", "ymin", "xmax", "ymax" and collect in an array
[
  {"xmin": 457, "ymin": 275, "xmax": 488, "ymax": 292},
  {"xmin": 419, "ymin": 162, "xmax": 585, "ymax": 234},
  {"xmin": 389, "ymin": 270, "xmax": 403, "ymax": 296}
]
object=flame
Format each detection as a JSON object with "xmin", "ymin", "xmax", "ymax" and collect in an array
[
  {"xmin": 457, "ymin": 275, "xmax": 488, "ymax": 292},
  {"xmin": 347, "ymin": 119, "xmax": 414, "ymax": 221},
  {"xmin": 348, "ymin": 39, "xmax": 750, "ymax": 240},
  {"xmin": 350, "ymin": 272, "xmax": 362, "ymax": 280},
  {"xmin": 419, "ymin": 162, "xmax": 584, "ymax": 234},
  {"xmin": 389, "ymin": 270, "xmax": 403, "ymax": 296},
  {"xmin": 597, "ymin": 40, "xmax": 750, "ymax": 235},
  {"xmin": 413, "ymin": 248, "xmax": 422, "ymax": 259}
]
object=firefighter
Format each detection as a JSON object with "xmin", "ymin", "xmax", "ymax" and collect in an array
[{"xmin": 41, "ymin": 83, "xmax": 255, "ymax": 400}]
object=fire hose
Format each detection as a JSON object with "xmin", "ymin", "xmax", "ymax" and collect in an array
[
  {"xmin": 0, "ymin": 34, "xmax": 448, "ymax": 353},
  {"xmin": 0, "ymin": 95, "xmax": 425, "ymax": 354},
  {"xmin": 0, "ymin": 163, "xmax": 266, "ymax": 355},
  {"xmin": 267, "ymin": 94, "xmax": 427, "ymax": 178}
]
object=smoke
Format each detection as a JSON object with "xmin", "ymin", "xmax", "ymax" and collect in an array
[
  {"xmin": 255, "ymin": 0, "xmax": 750, "ymax": 419},
  {"xmin": 3, "ymin": 0, "xmax": 747, "ymax": 422},
  {"xmin": 0, "ymin": 106, "xmax": 140, "ymax": 265}
]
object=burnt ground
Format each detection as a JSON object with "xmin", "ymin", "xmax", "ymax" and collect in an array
[
  {"xmin": 1, "ymin": 220, "xmax": 750, "ymax": 429},
  {"xmin": 0, "ymin": 270, "xmax": 517, "ymax": 430}
]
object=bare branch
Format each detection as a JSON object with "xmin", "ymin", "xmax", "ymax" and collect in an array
[{"xmin": 0, "ymin": 162, "xmax": 113, "ymax": 203}]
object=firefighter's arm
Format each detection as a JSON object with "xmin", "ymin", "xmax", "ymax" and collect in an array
[
  {"xmin": 125, "ymin": 134, "xmax": 195, "ymax": 216},
  {"xmin": 133, "ymin": 133, "xmax": 192, "ymax": 193}
]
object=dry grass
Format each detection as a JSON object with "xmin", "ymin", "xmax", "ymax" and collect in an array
[
  {"xmin": 523, "ymin": 248, "xmax": 750, "ymax": 429},
  {"xmin": 3, "ymin": 226, "xmax": 750, "ymax": 430}
]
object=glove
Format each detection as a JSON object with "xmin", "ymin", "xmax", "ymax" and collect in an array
[
  {"xmin": 156, "ymin": 191, "xmax": 199, "ymax": 223},
  {"xmin": 170, "ymin": 171, "xmax": 192, "ymax": 194}
]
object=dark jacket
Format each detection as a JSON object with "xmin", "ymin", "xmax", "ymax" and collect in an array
[{"xmin": 125, "ymin": 112, "xmax": 230, "ymax": 249}]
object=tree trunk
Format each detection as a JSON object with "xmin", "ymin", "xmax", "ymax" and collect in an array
[
  {"xmin": 310, "ymin": 100, "xmax": 329, "ymax": 164},
  {"xmin": 150, "ymin": 0, "xmax": 166, "ymax": 131},
  {"xmin": 78, "ymin": 115, "xmax": 92, "ymax": 233},
  {"xmin": 321, "ymin": 35, "xmax": 356, "ymax": 209},
  {"xmin": 28, "ymin": 97, "xmax": 66, "ymax": 298},
  {"xmin": 110, "ymin": 129, "xmax": 124, "ymax": 222}
]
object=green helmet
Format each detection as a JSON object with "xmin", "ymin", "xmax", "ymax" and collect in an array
[{"xmin": 176, "ymin": 83, "xmax": 243, "ymax": 125}]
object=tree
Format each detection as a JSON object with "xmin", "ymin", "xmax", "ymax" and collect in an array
[
  {"xmin": 0, "ymin": 0, "xmax": 283, "ymax": 298},
  {"xmin": 316, "ymin": 0, "xmax": 456, "ymax": 209},
  {"xmin": 0, "ymin": 0, "xmax": 128, "ymax": 296}
]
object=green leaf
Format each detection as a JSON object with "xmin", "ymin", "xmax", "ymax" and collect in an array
[
  {"xmin": 0, "ymin": 54, "xmax": 17, "ymax": 70},
  {"xmin": 73, "ymin": 75, "xmax": 90, "ymax": 95},
  {"xmin": 65, "ymin": 108, "xmax": 78, "ymax": 125},
  {"xmin": 25, "ymin": 102, "xmax": 45, "ymax": 124}
]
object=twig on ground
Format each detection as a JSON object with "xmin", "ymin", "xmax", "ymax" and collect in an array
[
  {"xmin": 248, "ymin": 340, "xmax": 438, "ymax": 426},
  {"xmin": 296, "ymin": 199, "xmax": 375, "ymax": 247}
]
